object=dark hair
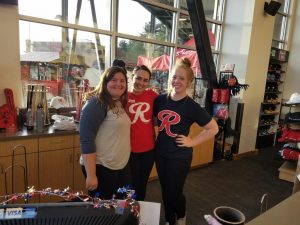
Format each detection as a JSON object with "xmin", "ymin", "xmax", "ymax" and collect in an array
[
  {"xmin": 113, "ymin": 59, "xmax": 127, "ymax": 74},
  {"xmin": 132, "ymin": 65, "xmax": 152, "ymax": 79},
  {"xmin": 84, "ymin": 66, "xmax": 128, "ymax": 112}
]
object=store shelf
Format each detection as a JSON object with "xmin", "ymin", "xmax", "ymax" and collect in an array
[
  {"xmin": 256, "ymin": 48, "xmax": 289, "ymax": 149},
  {"xmin": 268, "ymin": 69, "xmax": 285, "ymax": 74},
  {"xmin": 256, "ymin": 132, "xmax": 275, "ymax": 149},
  {"xmin": 278, "ymin": 161, "xmax": 297, "ymax": 183},
  {"xmin": 262, "ymin": 102, "xmax": 281, "ymax": 105},
  {"xmin": 265, "ymin": 91, "xmax": 282, "ymax": 94},
  {"xmin": 281, "ymin": 102, "xmax": 300, "ymax": 107},
  {"xmin": 258, "ymin": 122, "xmax": 277, "ymax": 127},
  {"xmin": 261, "ymin": 112, "xmax": 280, "ymax": 116},
  {"xmin": 266, "ymin": 80, "xmax": 284, "ymax": 83}
]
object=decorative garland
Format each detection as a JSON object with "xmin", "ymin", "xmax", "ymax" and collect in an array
[{"xmin": 0, "ymin": 186, "xmax": 140, "ymax": 219}]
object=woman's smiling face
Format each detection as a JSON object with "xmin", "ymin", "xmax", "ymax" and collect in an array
[
  {"xmin": 132, "ymin": 69, "xmax": 150, "ymax": 95},
  {"xmin": 107, "ymin": 72, "xmax": 127, "ymax": 99},
  {"xmin": 171, "ymin": 67, "xmax": 190, "ymax": 94}
]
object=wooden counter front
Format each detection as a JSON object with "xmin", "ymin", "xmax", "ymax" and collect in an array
[{"xmin": 0, "ymin": 123, "xmax": 214, "ymax": 196}]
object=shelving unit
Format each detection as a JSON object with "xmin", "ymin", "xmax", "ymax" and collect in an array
[
  {"xmin": 213, "ymin": 71, "xmax": 233, "ymax": 160},
  {"xmin": 256, "ymin": 47, "xmax": 289, "ymax": 149},
  {"xmin": 278, "ymin": 160, "xmax": 297, "ymax": 182},
  {"xmin": 277, "ymin": 101, "xmax": 300, "ymax": 182}
]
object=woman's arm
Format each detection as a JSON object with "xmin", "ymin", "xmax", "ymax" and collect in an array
[
  {"xmin": 79, "ymin": 98, "xmax": 106, "ymax": 191},
  {"xmin": 176, "ymin": 119, "xmax": 219, "ymax": 147},
  {"xmin": 82, "ymin": 153, "xmax": 98, "ymax": 191}
]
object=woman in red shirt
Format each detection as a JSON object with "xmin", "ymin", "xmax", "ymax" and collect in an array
[{"xmin": 127, "ymin": 65, "xmax": 158, "ymax": 201}]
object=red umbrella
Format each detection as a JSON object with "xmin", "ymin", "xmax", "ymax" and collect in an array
[
  {"xmin": 152, "ymin": 54, "xmax": 170, "ymax": 71},
  {"xmin": 176, "ymin": 29, "xmax": 215, "ymax": 64},
  {"xmin": 181, "ymin": 30, "xmax": 216, "ymax": 48},
  {"xmin": 137, "ymin": 55, "xmax": 170, "ymax": 72},
  {"xmin": 137, "ymin": 55, "xmax": 153, "ymax": 69},
  {"xmin": 137, "ymin": 30, "xmax": 215, "ymax": 72}
]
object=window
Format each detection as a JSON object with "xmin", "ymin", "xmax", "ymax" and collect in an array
[
  {"xmin": 19, "ymin": 20, "xmax": 110, "ymax": 107},
  {"xmin": 118, "ymin": 0, "xmax": 173, "ymax": 42},
  {"xmin": 116, "ymin": 38, "xmax": 171, "ymax": 93},
  {"xmin": 271, "ymin": 0, "xmax": 291, "ymax": 49},
  {"xmin": 19, "ymin": 0, "xmax": 111, "ymax": 30},
  {"xmin": 18, "ymin": 0, "xmax": 225, "ymax": 107}
]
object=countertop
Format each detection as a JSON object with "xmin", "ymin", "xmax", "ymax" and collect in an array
[
  {"xmin": 247, "ymin": 191, "xmax": 300, "ymax": 225},
  {"xmin": 0, "ymin": 125, "xmax": 79, "ymax": 141}
]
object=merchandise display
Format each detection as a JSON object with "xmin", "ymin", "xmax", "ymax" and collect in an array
[
  {"xmin": 213, "ymin": 67, "xmax": 249, "ymax": 160},
  {"xmin": 277, "ymin": 101, "xmax": 300, "ymax": 182},
  {"xmin": 256, "ymin": 48, "xmax": 289, "ymax": 149}
]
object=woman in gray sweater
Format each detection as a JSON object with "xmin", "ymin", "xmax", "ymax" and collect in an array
[{"xmin": 79, "ymin": 66, "xmax": 131, "ymax": 199}]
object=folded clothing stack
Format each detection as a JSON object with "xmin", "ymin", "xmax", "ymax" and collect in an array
[{"xmin": 52, "ymin": 114, "xmax": 77, "ymax": 130}]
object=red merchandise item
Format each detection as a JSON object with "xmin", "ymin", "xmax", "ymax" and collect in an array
[
  {"xmin": 280, "ymin": 148, "xmax": 300, "ymax": 161},
  {"xmin": 212, "ymin": 88, "xmax": 221, "ymax": 103},
  {"xmin": 220, "ymin": 89, "xmax": 230, "ymax": 104},
  {"xmin": 228, "ymin": 77, "xmax": 237, "ymax": 87},
  {"xmin": 127, "ymin": 89, "xmax": 158, "ymax": 153},
  {"xmin": 0, "ymin": 89, "xmax": 17, "ymax": 129},
  {"xmin": 278, "ymin": 128, "xmax": 300, "ymax": 142},
  {"xmin": 0, "ymin": 104, "xmax": 15, "ymax": 129},
  {"xmin": 216, "ymin": 107, "xmax": 228, "ymax": 120}
]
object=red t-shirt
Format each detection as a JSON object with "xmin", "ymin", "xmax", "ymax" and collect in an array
[{"xmin": 127, "ymin": 89, "xmax": 158, "ymax": 153}]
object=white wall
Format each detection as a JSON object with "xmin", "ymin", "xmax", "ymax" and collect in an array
[
  {"xmin": 284, "ymin": 0, "xmax": 300, "ymax": 100},
  {"xmin": 0, "ymin": 4, "xmax": 22, "ymax": 107},
  {"xmin": 220, "ymin": 0, "xmax": 254, "ymax": 80}
]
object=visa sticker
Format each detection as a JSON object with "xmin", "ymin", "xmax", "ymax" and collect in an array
[
  {"xmin": 5, "ymin": 208, "xmax": 23, "ymax": 219},
  {"xmin": 0, "ymin": 209, "xmax": 4, "ymax": 219}
]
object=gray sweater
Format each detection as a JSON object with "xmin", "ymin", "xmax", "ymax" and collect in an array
[{"xmin": 79, "ymin": 97, "xmax": 131, "ymax": 170}]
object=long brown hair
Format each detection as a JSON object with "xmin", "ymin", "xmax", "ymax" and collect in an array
[{"xmin": 84, "ymin": 66, "xmax": 128, "ymax": 112}]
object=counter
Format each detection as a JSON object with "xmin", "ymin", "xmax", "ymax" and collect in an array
[
  {"xmin": 0, "ymin": 126, "xmax": 78, "ymax": 141},
  {"xmin": 0, "ymin": 123, "xmax": 214, "ymax": 201},
  {"xmin": 247, "ymin": 191, "xmax": 300, "ymax": 225}
]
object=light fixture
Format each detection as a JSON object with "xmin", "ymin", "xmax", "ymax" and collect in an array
[{"xmin": 264, "ymin": 1, "xmax": 282, "ymax": 16}]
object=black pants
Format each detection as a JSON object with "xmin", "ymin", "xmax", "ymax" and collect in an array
[
  {"xmin": 81, "ymin": 163, "xmax": 131, "ymax": 199},
  {"xmin": 155, "ymin": 153, "xmax": 192, "ymax": 225},
  {"xmin": 129, "ymin": 150, "xmax": 155, "ymax": 201}
]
